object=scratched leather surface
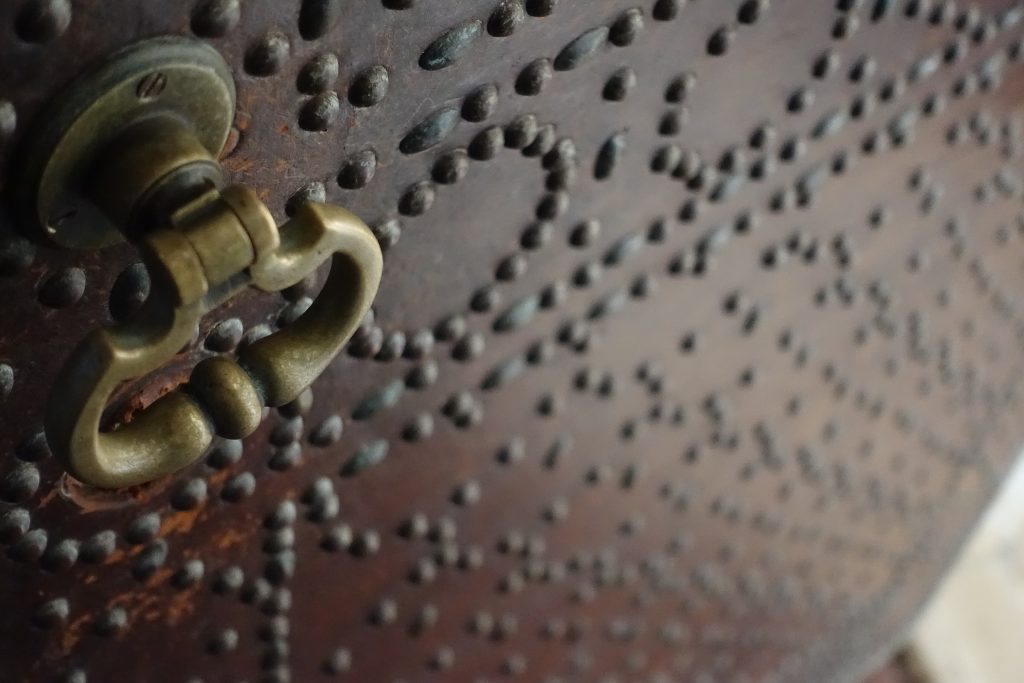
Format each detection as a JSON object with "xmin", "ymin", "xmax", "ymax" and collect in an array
[{"xmin": 1, "ymin": 1, "xmax": 1024, "ymax": 682}]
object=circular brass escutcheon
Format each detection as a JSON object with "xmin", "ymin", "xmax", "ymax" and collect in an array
[{"xmin": 21, "ymin": 36, "xmax": 236, "ymax": 249}]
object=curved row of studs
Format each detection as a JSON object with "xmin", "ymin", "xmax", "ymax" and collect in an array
[{"xmin": 333, "ymin": 3, "xmax": 966, "ymax": 432}]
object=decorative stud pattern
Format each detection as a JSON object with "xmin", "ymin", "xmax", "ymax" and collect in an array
[{"xmin": 0, "ymin": 2, "xmax": 1023, "ymax": 683}]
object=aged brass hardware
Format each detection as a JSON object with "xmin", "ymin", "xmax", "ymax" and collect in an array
[{"xmin": 23, "ymin": 38, "xmax": 383, "ymax": 488}]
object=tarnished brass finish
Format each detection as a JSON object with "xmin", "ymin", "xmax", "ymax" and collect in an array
[
  {"xmin": 30, "ymin": 39, "xmax": 383, "ymax": 488},
  {"xmin": 23, "ymin": 36, "xmax": 236, "ymax": 249}
]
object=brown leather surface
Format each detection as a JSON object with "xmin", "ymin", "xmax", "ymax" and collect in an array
[{"xmin": 1, "ymin": 1, "xmax": 1023, "ymax": 682}]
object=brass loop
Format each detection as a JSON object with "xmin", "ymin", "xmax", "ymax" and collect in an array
[
  {"xmin": 45, "ymin": 198, "xmax": 382, "ymax": 489},
  {"xmin": 246, "ymin": 203, "xmax": 384, "ymax": 406}
]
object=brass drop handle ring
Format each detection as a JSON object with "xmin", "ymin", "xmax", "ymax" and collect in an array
[
  {"xmin": 21, "ymin": 37, "xmax": 384, "ymax": 488},
  {"xmin": 46, "ymin": 190, "xmax": 382, "ymax": 489}
]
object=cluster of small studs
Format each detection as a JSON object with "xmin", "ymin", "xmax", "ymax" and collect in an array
[{"xmin": 3, "ymin": 1, "xmax": 1024, "ymax": 682}]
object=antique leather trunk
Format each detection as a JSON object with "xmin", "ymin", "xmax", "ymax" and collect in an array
[{"xmin": 1, "ymin": 1, "xmax": 1023, "ymax": 682}]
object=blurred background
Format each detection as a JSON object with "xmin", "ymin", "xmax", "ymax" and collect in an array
[{"xmin": 865, "ymin": 454, "xmax": 1024, "ymax": 683}]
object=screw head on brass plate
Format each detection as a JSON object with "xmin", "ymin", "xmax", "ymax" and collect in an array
[{"xmin": 21, "ymin": 37, "xmax": 236, "ymax": 249}]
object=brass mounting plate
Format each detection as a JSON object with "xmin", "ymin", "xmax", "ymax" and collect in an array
[{"xmin": 22, "ymin": 36, "xmax": 236, "ymax": 249}]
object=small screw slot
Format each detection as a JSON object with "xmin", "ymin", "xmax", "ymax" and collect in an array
[{"xmin": 136, "ymin": 72, "xmax": 168, "ymax": 101}]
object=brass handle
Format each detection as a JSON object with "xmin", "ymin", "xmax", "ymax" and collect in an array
[
  {"xmin": 46, "ymin": 189, "xmax": 382, "ymax": 489},
  {"xmin": 22, "ymin": 37, "xmax": 383, "ymax": 488}
]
